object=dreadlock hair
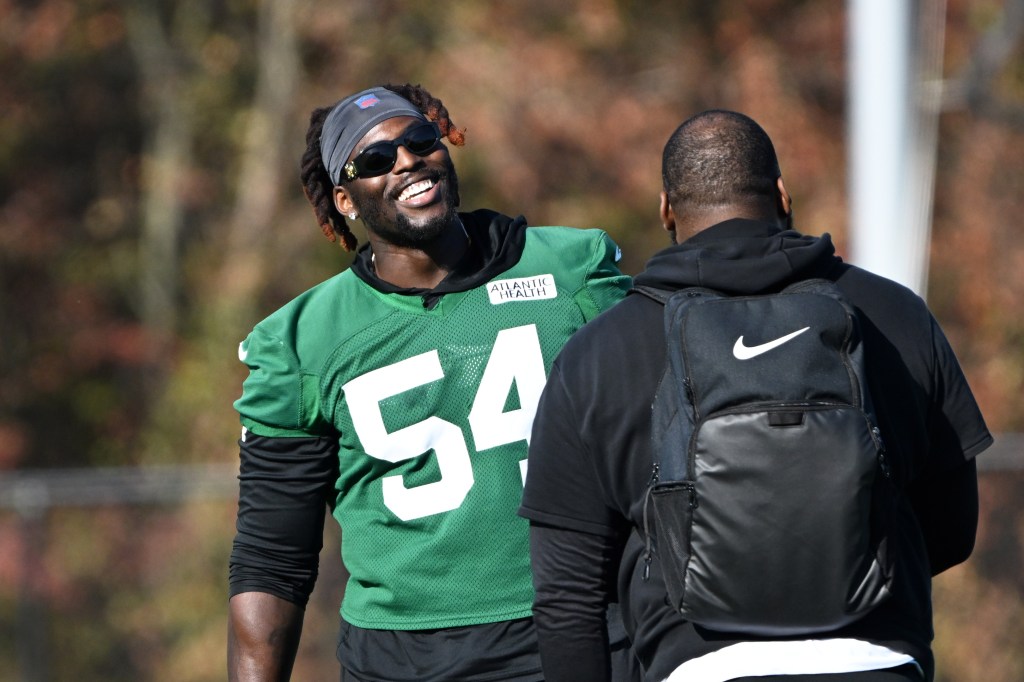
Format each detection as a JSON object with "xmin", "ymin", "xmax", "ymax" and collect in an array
[
  {"xmin": 661, "ymin": 110, "xmax": 781, "ymax": 215},
  {"xmin": 298, "ymin": 83, "xmax": 466, "ymax": 250}
]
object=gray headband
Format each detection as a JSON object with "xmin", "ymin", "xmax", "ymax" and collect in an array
[{"xmin": 320, "ymin": 87, "xmax": 427, "ymax": 184}]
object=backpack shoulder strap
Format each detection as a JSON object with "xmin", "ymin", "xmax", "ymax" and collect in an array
[
  {"xmin": 629, "ymin": 284, "xmax": 672, "ymax": 305},
  {"xmin": 781, "ymin": 277, "xmax": 844, "ymax": 298},
  {"xmin": 630, "ymin": 284, "xmax": 725, "ymax": 306}
]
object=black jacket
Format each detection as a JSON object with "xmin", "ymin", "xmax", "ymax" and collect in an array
[{"xmin": 520, "ymin": 219, "xmax": 993, "ymax": 682}]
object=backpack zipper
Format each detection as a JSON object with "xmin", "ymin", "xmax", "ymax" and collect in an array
[
  {"xmin": 641, "ymin": 462, "xmax": 660, "ymax": 581},
  {"xmin": 871, "ymin": 425, "xmax": 891, "ymax": 479},
  {"xmin": 687, "ymin": 401, "xmax": 867, "ymax": 479}
]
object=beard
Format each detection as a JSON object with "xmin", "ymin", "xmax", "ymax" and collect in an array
[{"xmin": 356, "ymin": 159, "xmax": 461, "ymax": 248}]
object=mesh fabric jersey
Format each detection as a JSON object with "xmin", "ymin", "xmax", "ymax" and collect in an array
[{"xmin": 235, "ymin": 225, "xmax": 629, "ymax": 630}]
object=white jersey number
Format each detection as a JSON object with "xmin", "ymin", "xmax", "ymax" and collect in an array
[{"xmin": 343, "ymin": 324, "xmax": 546, "ymax": 521}]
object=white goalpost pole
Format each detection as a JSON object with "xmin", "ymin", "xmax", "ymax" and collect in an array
[{"xmin": 848, "ymin": 0, "xmax": 942, "ymax": 298}]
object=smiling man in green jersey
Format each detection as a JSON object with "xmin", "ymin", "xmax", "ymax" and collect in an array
[{"xmin": 226, "ymin": 84, "xmax": 636, "ymax": 681}]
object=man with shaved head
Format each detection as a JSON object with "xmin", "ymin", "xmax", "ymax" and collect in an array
[{"xmin": 521, "ymin": 110, "xmax": 992, "ymax": 682}]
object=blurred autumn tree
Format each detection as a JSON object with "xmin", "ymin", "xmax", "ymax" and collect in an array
[{"xmin": 0, "ymin": 0, "xmax": 1021, "ymax": 680}]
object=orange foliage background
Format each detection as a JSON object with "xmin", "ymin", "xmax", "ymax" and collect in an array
[{"xmin": 0, "ymin": 1, "xmax": 1021, "ymax": 680}]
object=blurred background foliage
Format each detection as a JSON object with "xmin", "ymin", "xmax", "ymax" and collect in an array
[{"xmin": 0, "ymin": 0, "xmax": 1022, "ymax": 680}]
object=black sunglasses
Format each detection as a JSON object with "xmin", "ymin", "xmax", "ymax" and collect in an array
[{"xmin": 342, "ymin": 122, "xmax": 443, "ymax": 182}]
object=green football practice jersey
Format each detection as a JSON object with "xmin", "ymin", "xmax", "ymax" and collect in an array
[{"xmin": 235, "ymin": 224, "xmax": 629, "ymax": 630}]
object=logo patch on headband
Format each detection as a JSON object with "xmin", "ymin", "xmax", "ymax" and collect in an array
[
  {"xmin": 355, "ymin": 94, "xmax": 381, "ymax": 109},
  {"xmin": 487, "ymin": 275, "xmax": 558, "ymax": 305}
]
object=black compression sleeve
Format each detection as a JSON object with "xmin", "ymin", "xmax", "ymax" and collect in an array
[
  {"xmin": 907, "ymin": 457, "xmax": 979, "ymax": 575},
  {"xmin": 529, "ymin": 522, "xmax": 622, "ymax": 682},
  {"xmin": 228, "ymin": 434, "xmax": 338, "ymax": 606}
]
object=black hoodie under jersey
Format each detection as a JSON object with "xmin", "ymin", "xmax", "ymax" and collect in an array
[{"xmin": 521, "ymin": 218, "xmax": 992, "ymax": 682}]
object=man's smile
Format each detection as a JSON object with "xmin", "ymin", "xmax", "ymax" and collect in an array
[{"xmin": 397, "ymin": 178, "xmax": 438, "ymax": 206}]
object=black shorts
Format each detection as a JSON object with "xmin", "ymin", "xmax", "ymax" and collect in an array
[
  {"xmin": 338, "ymin": 607, "xmax": 641, "ymax": 682},
  {"xmin": 337, "ymin": 617, "xmax": 543, "ymax": 682}
]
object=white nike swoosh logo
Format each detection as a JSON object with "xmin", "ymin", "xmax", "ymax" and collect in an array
[{"xmin": 733, "ymin": 327, "xmax": 810, "ymax": 360}]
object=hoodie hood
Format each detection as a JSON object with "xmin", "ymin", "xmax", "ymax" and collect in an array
[
  {"xmin": 633, "ymin": 218, "xmax": 842, "ymax": 295},
  {"xmin": 352, "ymin": 208, "xmax": 528, "ymax": 307}
]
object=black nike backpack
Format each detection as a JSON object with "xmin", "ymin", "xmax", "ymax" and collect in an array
[{"xmin": 635, "ymin": 278, "xmax": 897, "ymax": 635}]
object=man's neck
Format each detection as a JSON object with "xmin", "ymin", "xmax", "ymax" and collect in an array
[
  {"xmin": 369, "ymin": 219, "xmax": 471, "ymax": 290},
  {"xmin": 677, "ymin": 207, "xmax": 784, "ymax": 238}
]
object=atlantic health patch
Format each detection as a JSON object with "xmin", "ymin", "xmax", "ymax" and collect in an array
[{"xmin": 486, "ymin": 274, "xmax": 557, "ymax": 304}]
